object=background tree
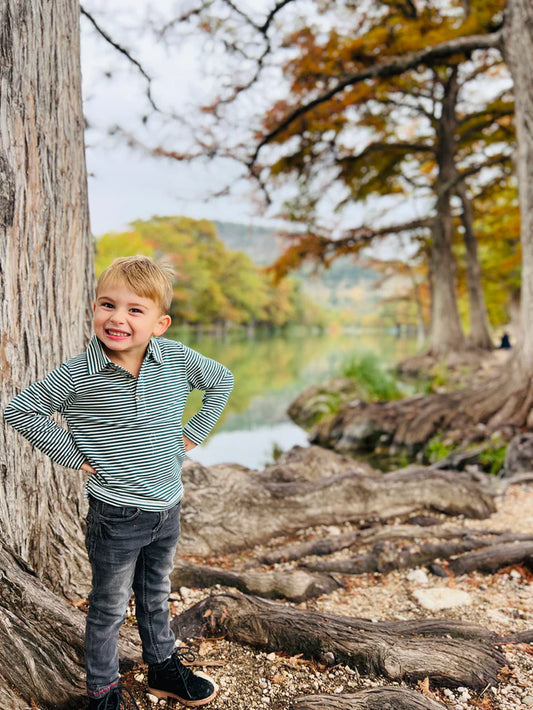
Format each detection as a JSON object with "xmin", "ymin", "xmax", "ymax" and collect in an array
[
  {"xmin": 95, "ymin": 216, "xmax": 329, "ymax": 331},
  {"xmin": 259, "ymin": 3, "xmax": 512, "ymax": 353},
  {"xmin": 254, "ymin": 0, "xmax": 533, "ymax": 434}
]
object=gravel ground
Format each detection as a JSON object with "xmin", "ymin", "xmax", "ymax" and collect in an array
[{"xmin": 119, "ymin": 483, "xmax": 533, "ymax": 710}]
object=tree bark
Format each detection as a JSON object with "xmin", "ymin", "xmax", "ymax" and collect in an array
[
  {"xmin": 429, "ymin": 67, "xmax": 465, "ymax": 355},
  {"xmin": 171, "ymin": 559, "xmax": 343, "ymax": 602},
  {"xmin": 504, "ymin": 0, "xmax": 533, "ymax": 380},
  {"xmin": 0, "ymin": 0, "xmax": 94, "ymax": 596},
  {"xmin": 172, "ymin": 592, "xmax": 506, "ymax": 689},
  {"xmin": 289, "ymin": 687, "xmax": 448, "ymax": 710},
  {"xmin": 0, "ymin": 543, "xmax": 140, "ymax": 709},
  {"xmin": 456, "ymin": 180, "xmax": 494, "ymax": 349},
  {"xmin": 178, "ymin": 452, "xmax": 496, "ymax": 557}
]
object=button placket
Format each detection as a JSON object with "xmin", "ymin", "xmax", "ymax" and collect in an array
[{"xmin": 135, "ymin": 376, "xmax": 146, "ymax": 416}]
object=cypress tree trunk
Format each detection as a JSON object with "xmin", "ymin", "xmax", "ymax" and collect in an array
[
  {"xmin": 504, "ymin": 0, "xmax": 533, "ymax": 380},
  {"xmin": 0, "ymin": 0, "xmax": 94, "ymax": 596},
  {"xmin": 430, "ymin": 67, "xmax": 466, "ymax": 355},
  {"xmin": 456, "ymin": 181, "xmax": 493, "ymax": 349}
]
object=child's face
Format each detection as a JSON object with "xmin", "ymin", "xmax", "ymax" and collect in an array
[{"xmin": 93, "ymin": 283, "xmax": 171, "ymax": 359}]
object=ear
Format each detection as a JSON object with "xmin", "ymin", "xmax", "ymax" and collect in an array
[{"xmin": 153, "ymin": 314, "xmax": 171, "ymax": 337}]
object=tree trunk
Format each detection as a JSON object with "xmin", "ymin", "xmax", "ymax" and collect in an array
[
  {"xmin": 504, "ymin": 0, "xmax": 533, "ymax": 380},
  {"xmin": 172, "ymin": 592, "xmax": 506, "ymax": 689},
  {"xmin": 0, "ymin": 1, "xmax": 94, "ymax": 596},
  {"xmin": 456, "ymin": 181, "xmax": 494, "ymax": 349},
  {"xmin": 429, "ymin": 68, "xmax": 465, "ymax": 355}
]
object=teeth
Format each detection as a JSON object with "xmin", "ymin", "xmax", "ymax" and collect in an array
[{"xmin": 107, "ymin": 329, "xmax": 129, "ymax": 336}]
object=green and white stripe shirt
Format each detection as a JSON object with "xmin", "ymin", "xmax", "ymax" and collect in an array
[{"xmin": 4, "ymin": 336, "xmax": 234, "ymax": 510}]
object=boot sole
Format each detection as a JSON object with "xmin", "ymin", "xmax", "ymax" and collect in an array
[{"xmin": 147, "ymin": 684, "xmax": 218, "ymax": 707}]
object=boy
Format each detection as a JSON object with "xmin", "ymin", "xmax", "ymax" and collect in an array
[{"xmin": 4, "ymin": 256, "xmax": 234, "ymax": 709}]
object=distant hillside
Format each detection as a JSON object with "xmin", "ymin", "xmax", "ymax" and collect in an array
[
  {"xmin": 213, "ymin": 221, "xmax": 285, "ymax": 266},
  {"xmin": 213, "ymin": 220, "xmax": 379, "ymax": 316}
]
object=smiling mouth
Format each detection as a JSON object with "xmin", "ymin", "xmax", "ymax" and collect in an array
[{"xmin": 106, "ymin": 329, "xmax": 131, "ymax": 338}]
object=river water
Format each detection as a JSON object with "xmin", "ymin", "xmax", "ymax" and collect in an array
[{"xmin": 169, "ymin": 328, "xmax": 418, "ymax": 470}]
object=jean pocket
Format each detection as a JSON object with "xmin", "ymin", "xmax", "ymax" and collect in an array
[{"xmin": 90, "ymin": 499, "xmax": 141, "ymax": 523}]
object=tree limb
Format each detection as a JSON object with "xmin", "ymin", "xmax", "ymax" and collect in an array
[
  {"xmin": 80, "ymin": 5, "xmax": 159, "ymax": 113},
  {"xmin": 250, "ymin": 31, "xmax": 503, "ymax": 166}
]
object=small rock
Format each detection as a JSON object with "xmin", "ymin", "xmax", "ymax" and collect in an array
[
  {"xmin": 523, "ymin": 696, "xmax": 533, "ymax": 706},
  {"xmin": 510, "ymin": 569, "xmax": 522, "ymax": 579},
  {"xmin": 266, "ymin": 652, "xmax": 276, "ymax": 661},
  {"xmin": 407, "ymin": 569, "xmax": 429, "ymax": 585},
  {"xmin": 134, "ymin": 673, "xmax": 145, "ymax": 682},
  {"xmin": 412, "ymin": 587, "xmax": 472, "ymax": 611},
  {"xmin": 443, "ymin": 688, "xmax": 455, "ymax": 699}
]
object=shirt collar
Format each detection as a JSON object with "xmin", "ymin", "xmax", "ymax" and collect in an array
[{"xmin": 86, "ymin": 335, "xmax": 163, "ymax": 375}]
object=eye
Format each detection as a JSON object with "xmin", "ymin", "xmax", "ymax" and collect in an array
[
  {"xmin": 101, "ymin": 302, "xmax": 114, "ymax": 309},
  {"xmin": 130, "ymin": 308, "xmax": 143, "ymax": 314}
]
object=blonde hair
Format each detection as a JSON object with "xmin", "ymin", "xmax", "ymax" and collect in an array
[{"xmin": 97, "ymin": 256, "xmax": 174, "ymax": 313}]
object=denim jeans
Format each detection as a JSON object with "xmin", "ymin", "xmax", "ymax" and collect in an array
[{"xmin": 84, "ymin": 496, "xmax": 181, "ymax": 698}]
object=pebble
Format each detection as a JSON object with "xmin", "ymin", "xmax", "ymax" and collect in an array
[
  {"xmin": 523, "ymin": 697, "xmax": 533, "ymax": 706},
  {"xmin": 407, "ymin": 569, "xmax": 429, "ymax": 585},
  {"xmin": 412, "ymin": 587, "xmax": 472, "ymax": 610}
]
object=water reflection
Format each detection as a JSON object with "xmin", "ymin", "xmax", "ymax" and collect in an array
[{"xmin": 166, "ymin": 328, "xmax": 418, "ymax": 469}]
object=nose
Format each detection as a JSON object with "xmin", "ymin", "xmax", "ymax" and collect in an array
[{"xmin": 109, "ymin": 308, "xmax": 127, "ymax": 324}]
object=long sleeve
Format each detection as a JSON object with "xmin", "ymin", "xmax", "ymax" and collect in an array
[
  {"xmin": 3, "ymin": 362, "xmax": 87, "ymax": 470},
  {"xmin": 181, "ymin": 344, "xmax": 234, "ymax": 445}
]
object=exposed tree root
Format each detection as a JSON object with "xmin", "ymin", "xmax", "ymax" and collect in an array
[
  {"xmin": 171, "ymin": 560, "xmax": 343, "ymax": 602},
  {"xmin": 0, "ymin": 541, "xmax": 140, "ymax": 709},
  {"xmin": 257, "ymin": 524, "xmax": 511, "ymax": 567},
  {"xmin": 308, "ymin": 355, "xmax": 533, "ymax": 454},
  {"xmin": 288, "ymin": 686, "xmax": 448, "ymax": 710},
  {"xmin": 179, "ymin": 454, "xmax": 496, "ymax": 557},
  {"xmin": 172, "ymin": 592, "xmax": 506, "ymax": 689},
  {"xmin": 304, "ymin": 533, "xmax": 533, "ymax": 576},
  {"xmin": 448, "ymin": 541, "xmax": 533, "ymax": 575}
]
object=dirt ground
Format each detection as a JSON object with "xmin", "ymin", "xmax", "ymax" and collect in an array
[{"xmin": 120, "ymin": 483, "xmax": 533, "ymax": 710}]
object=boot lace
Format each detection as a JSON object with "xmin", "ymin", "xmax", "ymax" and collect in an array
[
  {"xmin": 100, "ymin": 684, "xmax": 141, "ymax": 710},
  {"xmin": 171, "ymin": 647, "xmax": 198, "ymax": 691}
]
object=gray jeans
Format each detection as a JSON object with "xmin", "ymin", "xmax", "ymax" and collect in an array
[{"xmin": 84, "ymin": 496, "xmax": 181, "ymax": 698}]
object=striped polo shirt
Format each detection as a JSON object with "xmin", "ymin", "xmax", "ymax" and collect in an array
[{"xmin": 4, "ymin": 335, "xmax": 234, "ymax": 510}]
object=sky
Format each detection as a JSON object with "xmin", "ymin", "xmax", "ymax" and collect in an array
[{"xmin": 81, "ymin": 1, "xmax": 288, "ymax": 237}]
